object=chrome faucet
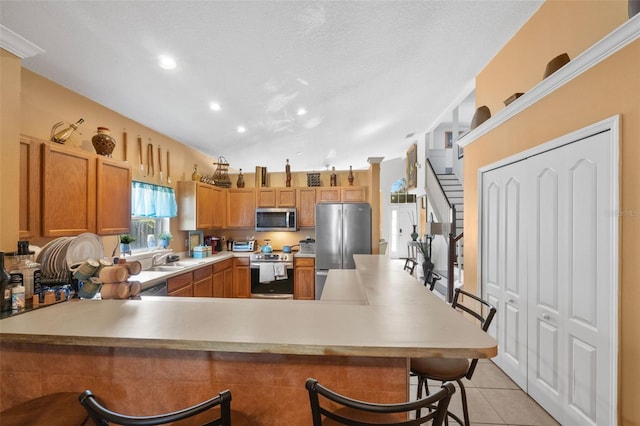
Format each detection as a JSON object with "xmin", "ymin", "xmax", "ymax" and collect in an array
[{"xmin": 152, "ymin": 252, "xmax": 173, "ymax": 266}]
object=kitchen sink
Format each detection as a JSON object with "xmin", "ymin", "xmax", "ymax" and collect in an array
[{"xmin": 148, "ymin": 265, "xmax": 187, "ymax": 272}]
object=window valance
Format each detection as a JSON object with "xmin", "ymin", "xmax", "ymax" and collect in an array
[{"xmin": 131, "ymin": 181, "xmax": 177, "ymax": 218}]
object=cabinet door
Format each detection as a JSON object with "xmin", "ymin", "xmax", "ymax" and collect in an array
[
  {"xmin": 168, "ymin": 272, "xmax": 193, "ymax": 297},
  {"xmin": 298, "ymin": 188, "xmax": 316, "ymax": 227},
  {"xmin": 316, "ymin": 188, "xmax": 340, "ymax": 203},
  {"xmin": 97, "ymin": 157, "xmax": 131, "ymax": 235},
  {"xmin": 341, "ymin": 187, "xmax": 367, "ymax": 202},
  {"xmin": 256, "ymin": 189, "xmax": 276, "ymax": 207},
  {"xmin": 193, "ymin": 276, "xmax": 213, "ymax": 297},
  {"xmin": 226, "ymin": 189, "xmax": 255, "ymax": 228},
  {"xmin": 211, "ymin": 187, "xmax": 225, "ymax": 228},
  {"xmin": 223, "ymin": 267, "xmax": 233, "ymax": 298},
  {"xmin": 196, "ymin": 183, "xmax": 215, "ymax": 228},
  {"xmin": 19, "ymin": 137, "xmax": 40, "ymax": 239},
  {"xmin": 169, "ymin": 285, "xmax": 193, "ymax": 297},
  {"xmin": 41, "ymin": 143, "xmax": 96, "ymax": 236},
  {"xmin": 294, "ymin": 258, "xmax": 315, "ymax": 300},
  {"xmin": 277, "ymin": 188, "xmax": 296, "ymax": 207},
  {"xmin": 232, "ymin": 257, "xmax": 251, "ymax": 298}
]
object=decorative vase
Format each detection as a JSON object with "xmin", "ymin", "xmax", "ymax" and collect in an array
[
  {"xmin": 236, "ymin": 169, "xmax": 245, "ymax": 188},
  {"xmin": 411, "ymin": 225, "xmax": 419, "ymax": 241},
  {"xmin": 120, "ymin": 243, "xmax": 131, "ymax": 255},
  {"xmin": 330, "ymin": 167, "xmax": 337, "ymax": 187},
  {"xmin": 285, "ymin": 159, "xmax": 291, "ymax": 187},
  {"xmin": 146, "ymin": 234, "xmax": 156, "ymax": 249},
  {"xmin": 91, "ymin": 127, "xmax": 116, "ymax": 156},
  {"xmin": 348, "ymin": 166, "xmax": 354, "ymax": 186},
  {"xmin": 192, "ymin": 164, "xmax": 201, "ymax": 181},
  {"xmin": 159, "ymin": 238, "xmax": 170, "ymax": 249}
]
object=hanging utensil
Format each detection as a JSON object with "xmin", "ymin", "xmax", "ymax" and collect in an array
[
  {"xmin": 158, "ymin": 145, "xmax": 163, "ymax": 183},
  {"xmin": 147, "ymin": 142, "xmax": 154, "ymax": 177},
  {"xmin": 167, "ymin": 150, "xmax": 172, "ymax": 184},
  {"xmin": 123, "ymin": 129, "xmax": 128, "ymax": 161},
  {"xmin": 137, "ymin": 136, "xmax": 144, "ymax": 174}
]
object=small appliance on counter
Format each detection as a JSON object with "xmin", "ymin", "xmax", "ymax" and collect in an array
[
  {"xmin": 204, "ymin": 235, "xmax": 222, "ymax": 253},
  {"xmin": 299, "ymin": 238, "xmax": 315, "ymax": 254},
  {"xmin": 232, "ymin": 240, "xmax": 255, "ymax": 252}
]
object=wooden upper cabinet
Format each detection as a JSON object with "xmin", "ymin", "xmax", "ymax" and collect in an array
[
  {"xmin": 211, "ymin": 186, "xmax": 225, "ymax": 228},
  {"xmin": 341, "ymin": 187, "xmax": 367, "ymax": 203},
  {"xmin": 316, "ymin": 188, "xmax": 341, "ymax": 203},
  {"xmin": 277, "ymin": 188, "xmax": 296, "ymax": 207},
  {"xmin": 41, "ymin": 142, "xmax": 97, "ymax": 237},
  {"xmin": 297, "ymin": 188, "xmax": 316, "ymax": 227},
  {"xmin": 256, "ymin": 188, "xmax": 276, "ymax": 207},
  {"xmin": 317, "ymin": 187, "xmax": 367, "ymax": 203},
  {"xmin": 178, "ymin": 181, "xmax": 225, "ymax": 230},
  {"xmin": 196, "ymin": 183, "xmax": 215, "ymax": 229},
  {"xmin": 19, "ymin": 137, "xmax": 40, "ymax": 239},
  {"xmin": 96, "ymin": 157, "xmax": 131, "ymax": 235},
  {"xmin": 226, "ymin": 188, "xmax": 255, "ymax": 228},
  {"xmin": 256, "ymin": 188, "xmax": 296, "ymax": 207}
]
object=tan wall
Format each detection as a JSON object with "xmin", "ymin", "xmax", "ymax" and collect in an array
[
  {"xmin": 0, "ymin": 50, "xmax": 22, "ymax": 251},
  {"xmin": 3, "ymin": 66, "xmax": 372, "ymax": 253},
  {"xmin": 466, "ymin": 2, "xmax": 638, "ymax": 424}
]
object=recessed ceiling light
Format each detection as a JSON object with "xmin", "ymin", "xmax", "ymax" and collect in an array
[
  {"xmin": 210, "ymin": 102, "xmax": 221, "ymax": 111},
  {"xmin": 237, "ymin": 126, "xmax": 247, "ymax": 133},
  {"xmin": 297, "ymin": 108, "xmax": 307, "ymax": 116},
  {"xmin": 158, "ymin": 55, "xmax": 177, "ymax": 70},
  {"xmin": 296, "ymin": 151, "xmax": 303, "ymax": 155}
]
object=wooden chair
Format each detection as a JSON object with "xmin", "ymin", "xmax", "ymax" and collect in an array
[
  {"xmin": 79, "ymin": 389, "xmax": 235, "ymax": 426},
  {"xmin": 306, "ymin": 377, "xmax": 455, "ymax": 425},
  {"xmin": 410, "ymin": 289, "xmax": 496, "ymax": 426}
]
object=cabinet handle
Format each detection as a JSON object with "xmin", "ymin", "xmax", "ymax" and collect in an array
[{"xmin": 542, "ymin": 313, "xmax": 551, "ymax": 320}]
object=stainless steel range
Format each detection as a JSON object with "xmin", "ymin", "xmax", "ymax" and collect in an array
[{"xmin": 249, "ymin": 252, "xmax": 294, "ymax": 299}]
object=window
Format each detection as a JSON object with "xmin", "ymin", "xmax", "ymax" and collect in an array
[
  {"xmin": 129, "ymin": 217, "xmax": 170, "ymax": 251},
  {"xmin": 128, "ymin": 181, "xmax": 177, "ymax": 251}
]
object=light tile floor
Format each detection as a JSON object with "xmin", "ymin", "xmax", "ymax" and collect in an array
[{"xmin": 409, "ymin": 359, "xmax": 560, "ymax": 426}]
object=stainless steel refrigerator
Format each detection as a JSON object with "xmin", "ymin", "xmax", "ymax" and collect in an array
[{"xmin": 315, "ymin": 203, "xmax": 371, "ymax": 299}]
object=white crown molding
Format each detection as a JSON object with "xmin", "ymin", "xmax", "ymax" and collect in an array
[
  {"xmin": 458, "ymin": 14, "xmax": 640, "ymax": 149},
  {"xmin": 0, "ymin": 25, "xmax": 45, "ymax": 59}
]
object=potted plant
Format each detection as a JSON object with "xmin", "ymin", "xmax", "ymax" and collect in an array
[
  {"xmin": 158, "ymin": 232, "xmax": 173, "ymax": 249},
  {"xmin": 119, "ymin": 234, "xmax": 136, "ymax": 255}
]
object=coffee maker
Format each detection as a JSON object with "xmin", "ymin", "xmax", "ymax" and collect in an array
[{"xmin": 204, "ymin": 235, "xmax": 222, "ymax": 253}]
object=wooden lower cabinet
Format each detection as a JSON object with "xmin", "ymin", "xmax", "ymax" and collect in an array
[
  {"xmin": 213, "ymin": 258, "xmax": 233, "ymax": 298},
  {"xmin": 232, "ymin": 257, "xmax": 251, "ymax": 298},
  {"xmin": 294, "ymin": 257, "xmax": 315, "ymax": 300},
  {"xmin": 192, "ymin": 265, "xmax": 213, "ymax": 297},
  {"xmin": 168, "ymin": 272, "xmax": 193, "ymax": 297}
]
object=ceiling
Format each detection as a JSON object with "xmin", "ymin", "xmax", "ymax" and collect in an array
[{"xmin": 1, "ymin": 1, "xmax": 542, "ymax": 172}]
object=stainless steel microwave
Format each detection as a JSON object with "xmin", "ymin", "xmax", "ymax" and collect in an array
[{"xmin": 255, "ymin": 208, "xmax": 297, "ymax": 232}]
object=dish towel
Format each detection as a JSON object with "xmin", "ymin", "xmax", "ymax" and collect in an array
[
  {"xmin": 273, "ymin": 263, "xmax": 287, "ymax": 280},
  {"xmin": 259, "ymin": 263, "xmax": 275, "ymax": 283}
]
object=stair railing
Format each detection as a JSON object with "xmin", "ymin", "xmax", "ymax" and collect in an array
[
  {"xmin": 425, "ymin": 159, "xmax": 452, "ymax": 223},
  {"xmin": 426, "ymin": 160, "xmax": 464, "ymax": 303}
]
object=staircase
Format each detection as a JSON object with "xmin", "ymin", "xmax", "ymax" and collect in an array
[{"xmin": 436, "ymin": 173, "xmax": 464, "ymax": 235}]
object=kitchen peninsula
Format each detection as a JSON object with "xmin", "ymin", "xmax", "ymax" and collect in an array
[{"xmin": 0, "ymin": 255, "xmax": 497, "ymax": 424}]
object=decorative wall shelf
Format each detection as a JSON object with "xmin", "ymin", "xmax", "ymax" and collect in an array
[{"xmin": 458, "ymin": 14, "xmax": 640, "ymax": 149}]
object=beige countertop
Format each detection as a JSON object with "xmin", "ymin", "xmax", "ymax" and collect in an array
[{"xmin": 0, "ymin": 255, "xmax": 497, "ymax": 359}]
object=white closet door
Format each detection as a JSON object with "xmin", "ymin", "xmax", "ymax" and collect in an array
[
  {"xmin": 526, "ymin": 130, "xmax": 614, "ymax": 425},
  {"xmin": 480, "ymin": 120, "xmax": 617, "ymax": 426},
  {"xmin": 481, "ymin": 167, "xmax": 528, "ymax": 389}
]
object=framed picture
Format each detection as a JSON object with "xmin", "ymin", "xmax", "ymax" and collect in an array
[
  {"xmin": 445, "ymin": 130, "xmax": 466, "ymax": 148},
  {"xmin": 406, "ymin": 143, "xmax": 417, "ymax": 190}
]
